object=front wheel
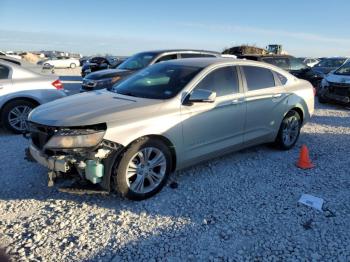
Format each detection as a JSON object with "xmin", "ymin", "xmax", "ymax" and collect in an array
[
  {"xmin": 70, "ymin": 63, "xmax": 76, "ymax": 69},
  {"xmin": 274, "ymin": 110, "xmax": 301, "ymax": 150},
  {"xmin": 1, "ymin": 100, "xmax": 36, "ymax": 134},
  {"xmin": 113, "ymin": 137, "xmax": 172, "ymax": 200}
]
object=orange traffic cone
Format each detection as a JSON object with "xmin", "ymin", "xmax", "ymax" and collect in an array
[{"xmin": 296, "ymin": 145, "xmax": 314, "ymax": 169}]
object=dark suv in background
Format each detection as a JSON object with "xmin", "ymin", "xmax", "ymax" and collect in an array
[
  {"xmin": 312, "ymin": 57, "xmax": 349, "ymax": 75},
  {"xmin": 81, "ymin": 56, "xmax": 127, "ymax": 77},
  {"xmin": 238, "ymin": 55, "xmax": 325, "ymax": 88},
  {"xmin": 80, "ymin": 49, "xmax": 221, "ymax": 92}
]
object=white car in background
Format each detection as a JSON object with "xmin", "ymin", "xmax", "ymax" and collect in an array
[
  {"xmin": 42, "ymin": 57, "xmax": 80, "ymax": 69},
  {"xmin": 0, "ymin": 60, "xmax": 66, "ymax": 133},
  {"xmin": 0, "ymin": 51, "xmax": 22, "ymax": 60},
  {"xmin": 301, "ymin": 58, "xmax": 320, "ymax": 67}
]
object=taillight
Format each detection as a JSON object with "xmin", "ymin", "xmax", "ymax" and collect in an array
[
  {"xmin": 313, "ymin": 87, "xmax": 316, "ymax": 96},
  {"xmin": 52, "ymin": 79, "xmax": 63, "ymax": 90}
]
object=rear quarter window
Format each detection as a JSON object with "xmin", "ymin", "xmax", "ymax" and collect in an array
[
  {"xmin": 0, "ymin": 64, "xmax": 10, "ymax": 79},
  {"xmin": 275, "ymin": 72, "xmax": 288, "ymax": 85}
]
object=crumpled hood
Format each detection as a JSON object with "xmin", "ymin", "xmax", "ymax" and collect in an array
[
  {"xmin": 29, "ymin": 90, "xmax": 163, "ymax": 127},
  {"xmin": 85, "ymin": 68, "xmax": 132, "ymax": 80},
  {"xmin": 326, "ymin": 73, "xmax": 350, "ymax": 84}
]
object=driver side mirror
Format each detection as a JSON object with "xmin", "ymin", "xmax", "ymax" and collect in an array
[{"xmin": 185, "ymin": 89, "xmax": 216, "ymax": 105}]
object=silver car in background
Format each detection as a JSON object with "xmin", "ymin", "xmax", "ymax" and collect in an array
[
  {"xmin": 0, "ymin": 60, "xmax": 66, "ymax": 133},
  {"xmin": 28, "ymin": 58, "xmax": 314, "ymax": 200}
]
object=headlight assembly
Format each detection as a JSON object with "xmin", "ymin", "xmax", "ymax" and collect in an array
[
  {"xmin": 321, "ymin": 78, "xmax": 329, "ymax": 88},
  {"xmin": 45, "ymin": 129, "xmax": 105, "ymax": 149}
]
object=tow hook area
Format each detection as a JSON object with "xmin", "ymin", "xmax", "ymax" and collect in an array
[{"xmin": 48, "ymin": 171, "xmax": 58, "ymax": 187}]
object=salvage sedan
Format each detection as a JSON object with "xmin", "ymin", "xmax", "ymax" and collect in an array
[{"xmin": 27, "ymin": 58, "xmax": 314, "ymax": 200}]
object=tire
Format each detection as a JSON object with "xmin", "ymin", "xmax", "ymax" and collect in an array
[
  {"xmin": 1, "ymin": 100, "xmax": 36, "ymax": 134},
  {"xmin": 43, "ymin": 63, "xmax": 51, "ymax": 68},
  {"xmin": 274, "ymin": 110, "xmax": 301, "ymax": 150},
  {"xmin": 113, "ymin": 137, "xmax": 172, "ymax": 200},
  {"xmin": 318, "ymin": 93, "xmax": 328, "ymax": 104},
  {"xmin": 317, "ymin": 88, "xmax": 328, "ymax": 104},
  {"xmin": 70, "ymin": 63, "xmax": 76, "ymax": 69}
]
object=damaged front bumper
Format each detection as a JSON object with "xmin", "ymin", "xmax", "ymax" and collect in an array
[
  {"xmin": 29, "ymin": 143, "xmax": 71, "ymax": 173},
  {"xmin": 26, "ymin": 138, "xmax": 123, "ymax": 191}
]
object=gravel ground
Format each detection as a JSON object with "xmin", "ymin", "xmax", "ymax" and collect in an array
[{"xmin": 0, "ymin": 101, "xmax": 350, "ymax": 262}]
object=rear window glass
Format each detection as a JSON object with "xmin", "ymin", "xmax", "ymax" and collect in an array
[
  {"xmin": 243, "ymin": 66, "xmax": 275, "ymax": 91},
  {"xmin": 261, "ymin": 57, "xmax": 289, "ymax": 70}
]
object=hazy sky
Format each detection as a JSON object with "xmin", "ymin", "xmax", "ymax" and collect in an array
[{"xmin": 0, "ymin": 0, "xmax": 349, "ymax": 57}]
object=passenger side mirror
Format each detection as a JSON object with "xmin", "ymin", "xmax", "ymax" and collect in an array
[{"xmin": 185, "ymin": 89, "xmax": 216, "ymax": 104}]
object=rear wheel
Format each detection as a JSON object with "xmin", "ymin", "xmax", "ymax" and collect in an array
[
  {"xmin": 113, "ymin": 137, "xmax": 172, "ymax": 200},
  {"xmin": 274, "ymin": 110, "xmax": 301, "ymax": 150},
  {"xmin": 1, "ymin": 100, "xmax": 36, "ymax": 134}
]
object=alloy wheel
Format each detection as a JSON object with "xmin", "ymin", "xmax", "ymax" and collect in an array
[
  {"xmin": 125, "ymin": 147, "xmax": 167, "ymax": 194},
  {"xmin": 282, "ymin": 115, "xmax": 300, "ymax": 147},
  {"xmin": 8, "ymin": 105, "xmax": 32, "ymax": 132}
]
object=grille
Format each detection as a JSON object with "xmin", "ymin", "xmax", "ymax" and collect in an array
[
  {"xmin": 328, "ymin": 82, "xmax": 350, "ymax": 97},
  {"xmin": 29, "ymin": 122, "xmax": 57, "ymax": 150}
]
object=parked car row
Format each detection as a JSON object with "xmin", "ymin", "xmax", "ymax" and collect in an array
[
  {"xmin": 2, "ymin": 45, "xmax": 348, "ymax": 201},
  {"xmin": 81, "ymin": 49, "xmax": 222, "ymax": 92}
]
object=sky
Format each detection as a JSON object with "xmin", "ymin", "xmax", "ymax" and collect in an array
[{"xmin": 0, "ymin": 0, "xmax": 349, "ymax": 57}]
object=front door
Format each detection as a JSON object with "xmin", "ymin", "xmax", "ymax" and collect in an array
[{"xmin": 180, "ymin": 66, "xmax": 246, "ymax": 165}]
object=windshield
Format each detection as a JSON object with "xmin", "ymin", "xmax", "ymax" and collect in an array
[
  {"xmin": 334, "ymin": 62, "xmax": 350, "ymax": 75},
  {"xmin": 117, "ymin": 52, "xmax": 157, "ymax": 70},
  {"xmin": 315, "ymin": 58, "xmax": 346, "ymax": 68},
  {"xmin": 113, "ymin": 63, "xmax": 203, "ymax": 99}
]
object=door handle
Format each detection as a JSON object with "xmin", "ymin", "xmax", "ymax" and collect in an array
[
  {"xmin": 272, "ymin": 93, "xmax": 282, "ymax": 98},
  {"xmin": 231, "ymin": 98, "xmax": 244, "ymax": 105}
]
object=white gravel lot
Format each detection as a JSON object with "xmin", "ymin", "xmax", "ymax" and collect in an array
[{"xmin": 0, "ymin": 101, "xmax": 350, "ymax": 262}]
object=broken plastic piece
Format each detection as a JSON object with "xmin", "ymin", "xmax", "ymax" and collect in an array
[{"xmin": 298, "ymin": 194, "xmax": 324, "ymax": 211}]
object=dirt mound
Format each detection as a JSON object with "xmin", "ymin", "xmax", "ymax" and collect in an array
[{"xmin": 22, "ymin": 53, "xmax": 41, "ymax": 64}]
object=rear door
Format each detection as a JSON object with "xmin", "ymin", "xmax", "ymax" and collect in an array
[
  {"xmin": 0, "ymin": 64, "xmax": 12, "ymax": 97},
  {"xmin": 240, "ymin": 65, "xmax": 287, "ymax": 146}
]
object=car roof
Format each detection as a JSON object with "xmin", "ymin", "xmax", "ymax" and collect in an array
[
  {"xmin": 160, "ymin": 57, "xmax": 279, "ymax": 68},
  {"xmin": 238, "ymin": 54, "xmax": 294, "ymax": 59},
  {"xmin": 139, "ymin": 49, "xmax": 221, "ymax": 55}
]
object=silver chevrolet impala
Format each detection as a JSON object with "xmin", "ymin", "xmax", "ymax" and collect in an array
[{"xmin": 27, "ymin": 58, "xmax": 314, "ymax": 200}]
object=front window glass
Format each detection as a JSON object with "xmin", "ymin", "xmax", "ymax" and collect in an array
[
  {"xmin": 117, "ymin": 52, "xmax": 157, "ymax": 70},
  {"xmin": 194, "ymin": 66, "xmax": 239, "ymax": 96},
  {"xmin": 113, "ymin": 63, "xmax": 203, "ymax": 99},
  {"xmin": 155, "ymin": 54, "xmax": 177, "ymax": 63},
  {"xmin": 334, "ymin": 62, "xmax": 350, "ymax": 76}
]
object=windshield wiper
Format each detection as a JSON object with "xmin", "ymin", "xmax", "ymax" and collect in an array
[{"xmin": 117, "ymin": 91, "xmax": 138, "ymax": 97}]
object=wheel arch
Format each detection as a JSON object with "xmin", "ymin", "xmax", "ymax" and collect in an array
[
  {"xmin": 290, "ymin": 106, "xmax": 304, "ymax": 124},
  {"xmin": 0, "ymin": 97, "xmax": 40, "ymax": 115},
  {"xmin": 129, "ymin": 134, "xmax": 177, "ymax": 172}
]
